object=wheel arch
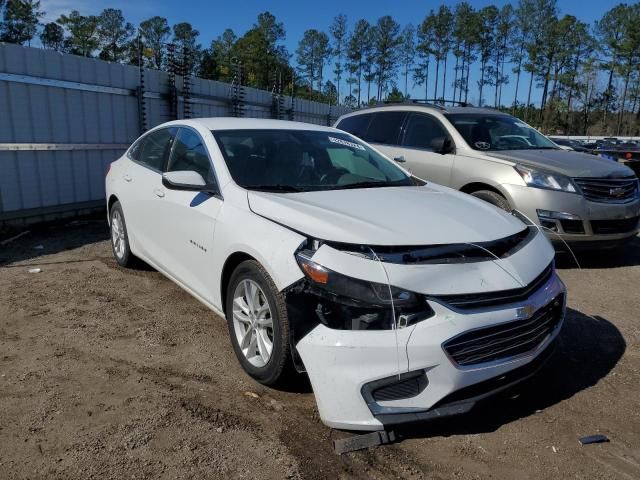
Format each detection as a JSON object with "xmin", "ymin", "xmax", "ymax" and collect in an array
[
  {"xmin": 107, "ymin": 194, "xmax": 120, "ymax": 217},
  {"xmin": 220, "ymin": 251, "xmax": 258, "ymax": 314}
]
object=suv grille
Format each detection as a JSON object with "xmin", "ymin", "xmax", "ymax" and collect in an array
[
  {"xmin": 443, "ymin": 295, "xmax": 564, "ymax": 367},
  {"xmin": 574, "ymin": 176, "xmax": 638, "ymax": 203},
  {"xmin": 591, "ymin": 216, "xmax": 640, "ymax": 235}
]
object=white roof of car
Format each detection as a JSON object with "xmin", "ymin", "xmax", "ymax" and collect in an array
[
  {"xmin": 338, "ymin": 104, "xmax": 502, "ymax": 118},
  {"xmin": 162, "ymin": 117, "xmax": 338, "ymax": 132}
]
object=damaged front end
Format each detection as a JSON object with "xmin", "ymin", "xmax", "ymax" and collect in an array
[{"xmin": 284, "ymin": 226, "xmax": 564, "ymax": 431}]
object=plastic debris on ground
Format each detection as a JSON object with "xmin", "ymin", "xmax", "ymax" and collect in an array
[{"xmin": 579, "ymin": 434, "xmax": 610, "ymax": 445}]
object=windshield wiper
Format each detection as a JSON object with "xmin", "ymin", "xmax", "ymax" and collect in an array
[{"xmin": 244, "ymin": 184, "xmax": 303, "ymax": 193}]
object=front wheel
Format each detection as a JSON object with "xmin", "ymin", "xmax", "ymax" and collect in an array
[
  {"xmin": 225, "ymin": 260, "xmax": 293, "ymax": 386},
  {"xmin": 470, "ymin": 190, "xmax": 511, "ymax": 212}
]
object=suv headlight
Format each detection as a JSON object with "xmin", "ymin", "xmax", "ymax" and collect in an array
[{"xmin": 515, "ymin": 165, "xmax": 577, "ymax": 193}]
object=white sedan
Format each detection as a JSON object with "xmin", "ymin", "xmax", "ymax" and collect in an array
[{"xmin": 106, "ymin": 118, "xmax": 566, "ymax": 431}]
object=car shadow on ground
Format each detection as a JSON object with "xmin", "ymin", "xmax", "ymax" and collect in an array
[
  {"xmin": 392, "ymin": 307, "xmax": 625, "ymax": 441},
  {"xmin": 555, "ymin": 235, "xmax": 640, "ymax": 269}
]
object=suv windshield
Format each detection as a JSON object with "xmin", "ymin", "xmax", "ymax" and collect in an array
[
  {"xmin": 213, "ymin": 129, "xmax": 415, "ymax": 192},
  {"xmin": 445, "ymin": 113, "xmax": 558, "ymax": 151}
]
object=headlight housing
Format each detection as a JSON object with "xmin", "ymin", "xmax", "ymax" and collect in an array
[
  {"xmin": 295, "ymin": 252, "xmax": 419, "ymax": 308},
  {"xmin": 515, "ymin": 165, "xmax": 577, "ymax": 193},
  {"xmin": 294, "ymin": 252, "xmax": 434, "ymax": 330}
]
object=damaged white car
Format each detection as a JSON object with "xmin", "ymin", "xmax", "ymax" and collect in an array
[{"xmin": 105, "ymin": 118, "xmax": 566, "ymax": 431}]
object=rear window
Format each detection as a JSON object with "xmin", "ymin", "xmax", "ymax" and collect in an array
[{"xmin": 362, "ymin": 111, "xmax": 406, "ymax": 145}]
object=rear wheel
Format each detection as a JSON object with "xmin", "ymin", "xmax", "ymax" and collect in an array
[
  {"xmin": 225, "ymin": 260, "xmax": 293, "ymax": 386},
  {"xmin": 109, "ymin": 201, "xmax": 135, "ymax": 267},
  {"xmin": 470, "ymin": 190, "xmax": 511, "ymax": 212}
]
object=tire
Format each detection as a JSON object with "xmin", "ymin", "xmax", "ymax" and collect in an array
[
  {"xmin": 109, "ymin": 201, "xmax": 135, "ymax": 268},
  {"xmin": 225, "ymin": 260, "xmax": 293, "ymax": 386},
  {"xmin": 470, "ymin": 190, "xmax": 511, "ymax": 212}
]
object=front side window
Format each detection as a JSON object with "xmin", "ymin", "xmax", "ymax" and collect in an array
[
  {"xmin": 445, "ymin": 113, "xmax": 558, "ymax": 151},
  {"xmin": 362, "ymin": 111, "xmax": 407, "ymax": 145},
  {"xmin": 402, "ymin": 114, "xmax": 449, "ymax": 150},
  {"xmin": 167, "ymin": 128, "xmax": 215, "ymax": 184},
  {"xmin": 137, "ymin": 128, "xmax": 175, "ymax": 171},
  {"xmin": 213, "ymin": 129, "xmax": 414, "ymax": 192}
]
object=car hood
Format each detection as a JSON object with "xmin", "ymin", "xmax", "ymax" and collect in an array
[
  {"xmin": 485, "ymin": 149, "xmax": 635, "ymax": 178},
  {"xmin": 247, "ymin": 185, "xmax": 525, "ymax": 246}
]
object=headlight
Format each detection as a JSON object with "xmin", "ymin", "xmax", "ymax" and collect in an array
[
  {"xmin": 295, "ymin": 252, "xmax": 419, "ymax": 307},
  {"xmin": 515, "ymin": 165, "xmax": 577, "ymax": 193}
]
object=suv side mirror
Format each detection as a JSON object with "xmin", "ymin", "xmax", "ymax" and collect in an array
[
  {"xmin": 430, "ymin": 137, "xmax": 454, "ymax": 155},
  {"xmin": 162, "ymin": 171, "xmax": 217, "ymax": 194}
]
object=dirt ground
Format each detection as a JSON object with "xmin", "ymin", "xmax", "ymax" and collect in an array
[{"xmin": 1, "ymin": 220, "xmax": 639, "ymax": 480}]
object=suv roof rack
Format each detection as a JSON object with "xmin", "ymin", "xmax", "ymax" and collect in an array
[{"xmin": 380, "ymin": 98, "xmax": 472, "ymax": 109}]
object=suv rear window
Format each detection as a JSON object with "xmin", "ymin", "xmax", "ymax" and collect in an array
[{"xmin": 363, "ymin": 112, "xmax": 406, "ymax": 145}]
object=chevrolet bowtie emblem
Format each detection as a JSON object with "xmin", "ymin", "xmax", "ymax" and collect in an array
[{"xmin": 516, "ymin": 304, "xmax": 535, "ymax": 320}]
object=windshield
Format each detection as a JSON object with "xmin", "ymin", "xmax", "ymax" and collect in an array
[
  {"xmin": 213, "ymin": 129, "xmax": 415, "ymax": 192},
  {"xmin": 445, "ymin": 113, "xmax": 558, "ymax": 151}
]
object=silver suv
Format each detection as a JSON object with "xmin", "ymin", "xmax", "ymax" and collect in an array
[{"xmin": 335, "ymin": 103, "xmax": 640, "ymax": 249}]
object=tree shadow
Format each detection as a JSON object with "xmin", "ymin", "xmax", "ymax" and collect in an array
[
  {"xmin": 393, "ymin": 307, "xmax": 625, "ymax": 441},
  {"xmin": 555, "ymin": 235, "xmax": 640, "ymax": 269}
]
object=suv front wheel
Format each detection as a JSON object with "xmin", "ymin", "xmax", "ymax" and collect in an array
[{"xmin": 470, "ymin": 190, "xmax": 511, "ymax": 212}]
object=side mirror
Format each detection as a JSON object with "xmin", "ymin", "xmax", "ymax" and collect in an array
[
  {"xmin": 162, "ymin": 171, "xmax": 215, "ymax": 193},
  {"xmin": 430, "ymin": 137, "xmax": 454, "ymax": 155}
]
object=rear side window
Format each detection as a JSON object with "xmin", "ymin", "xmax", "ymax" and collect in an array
[
  {"xmin": 336, "ymin": 114, "xmax": 372, "ymax": 138},
  {"xmin": 363, "ymin": 112, "xmax": 406, "ymax": 145},
  {"xmin": 402, "ymin": 114, "xmax": 449, "ymax": 150},
  {"xmin": 167, "ymin": 129, "xmax": 216, "ymax": 184},
  {"xmin": 137, "ymin": 128, "xmax": 175, "ymax": 171}
]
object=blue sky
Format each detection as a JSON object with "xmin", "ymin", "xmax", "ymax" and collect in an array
[{"xmin": 40, "ymin": 0, "xmax": 614, "ymax": 105}]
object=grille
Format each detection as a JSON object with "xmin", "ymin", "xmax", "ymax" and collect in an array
[
  {"xmin": 431, "ymin": 263, "xmax": 553, "ymax": 310},
  {"xmin": 591, "ymin": 216, "xmax": 640, "ymax": 235},
  {"xmin": 372, "ymin": 374, "xmax": 428, "ymax": 402},
  {"xmin": 443, "ymin": 295, "xmax": 564, "ymax": 367},
  {"xmin": 560, "ymin": 219, "xmax": 585, "ymax": 234},
  {"xmin": 574, "ymin": 176, "xmax": 638, "ymax": 203}
]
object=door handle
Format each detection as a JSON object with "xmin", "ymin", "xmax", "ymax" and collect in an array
[
  {"xmin": 394, "ymin": 155, "xmax": 406, "ymax": 163},
  {"xmin": 123, "ymin": 174, "xmax": 132, "ymax": 182},
  {"xmin": 154, "ymin": 188, "xmax": 165, "ymax": 198}
]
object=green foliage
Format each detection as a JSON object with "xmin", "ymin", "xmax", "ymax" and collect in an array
[
  {"xmin": 39, "ymin": 22, "xmax": 63, "ymax": 50},
  {"xmin": 57, "ymin": 10, "xmax": 98, "ymax": 57},
  {"xmin": 139, "ymin": 16, "xmax": 170, "ymax": 69},
  {"xmin": 296, "ymin": 29, "xmax": 331, "ymax": 90},
  {"xmin": 97, "ymin": 9, "xmax": 134, "ymax": 62},
  {"xmin": 0, "ymin": 0, "xmax": 43, "ymax": 45}
]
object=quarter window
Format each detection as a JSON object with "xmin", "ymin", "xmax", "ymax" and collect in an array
[
  {"xmin": 167, "ymin": 129, "xmax": 215, "ymax": 183},
  {"xmin": 138, "ymin": 128, "xmax": 175, "ymax": 171},
  {"xmin": 336, "ymin": 114, "xmax": 373, "ymax": 138},
  {"xmin": 402, "ymin": 114, "xmax": 449, "ymax": 150},
  {"xmin": 363, "ymin": 111, "xmax": 407, "ymax": 145}
]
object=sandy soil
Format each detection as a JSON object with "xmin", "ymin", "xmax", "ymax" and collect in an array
[{"xmin": 1, "ymin": 221, "xmax": 639, "ymax": 479}]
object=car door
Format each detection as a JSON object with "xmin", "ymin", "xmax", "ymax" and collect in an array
[
  {"xmin": 123, "ymin": 127, "xmax": 176, "ymax": 264},
  {"xmin": 154, "ymin": 127, "xmax": 223, "ymax": 300},
  {"xmin": 392, "ymin": 113, "xmax": 455, "ymax": 186}
]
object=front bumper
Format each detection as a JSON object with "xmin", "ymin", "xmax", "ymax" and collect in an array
[
  {"xmin": 502, "ymin": 183, "xmax": 640, "ymax": 246},
  {"xmin": 296, "ymin": 271, "xmax": 566, "ymax": 431}
]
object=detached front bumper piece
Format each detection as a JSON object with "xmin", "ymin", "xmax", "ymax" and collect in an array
[{"xmin": 296, "ymin": 271, "xmax": 566, "ymax": 431}]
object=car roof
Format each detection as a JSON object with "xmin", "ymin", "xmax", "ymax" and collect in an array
[
  {"xmin": 160, "ymin": 117, "xmax": 338, "ymax": 132},
  {"xmin": 338, "ymin": 103, "xmax": 503, "ymax": 118}
]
